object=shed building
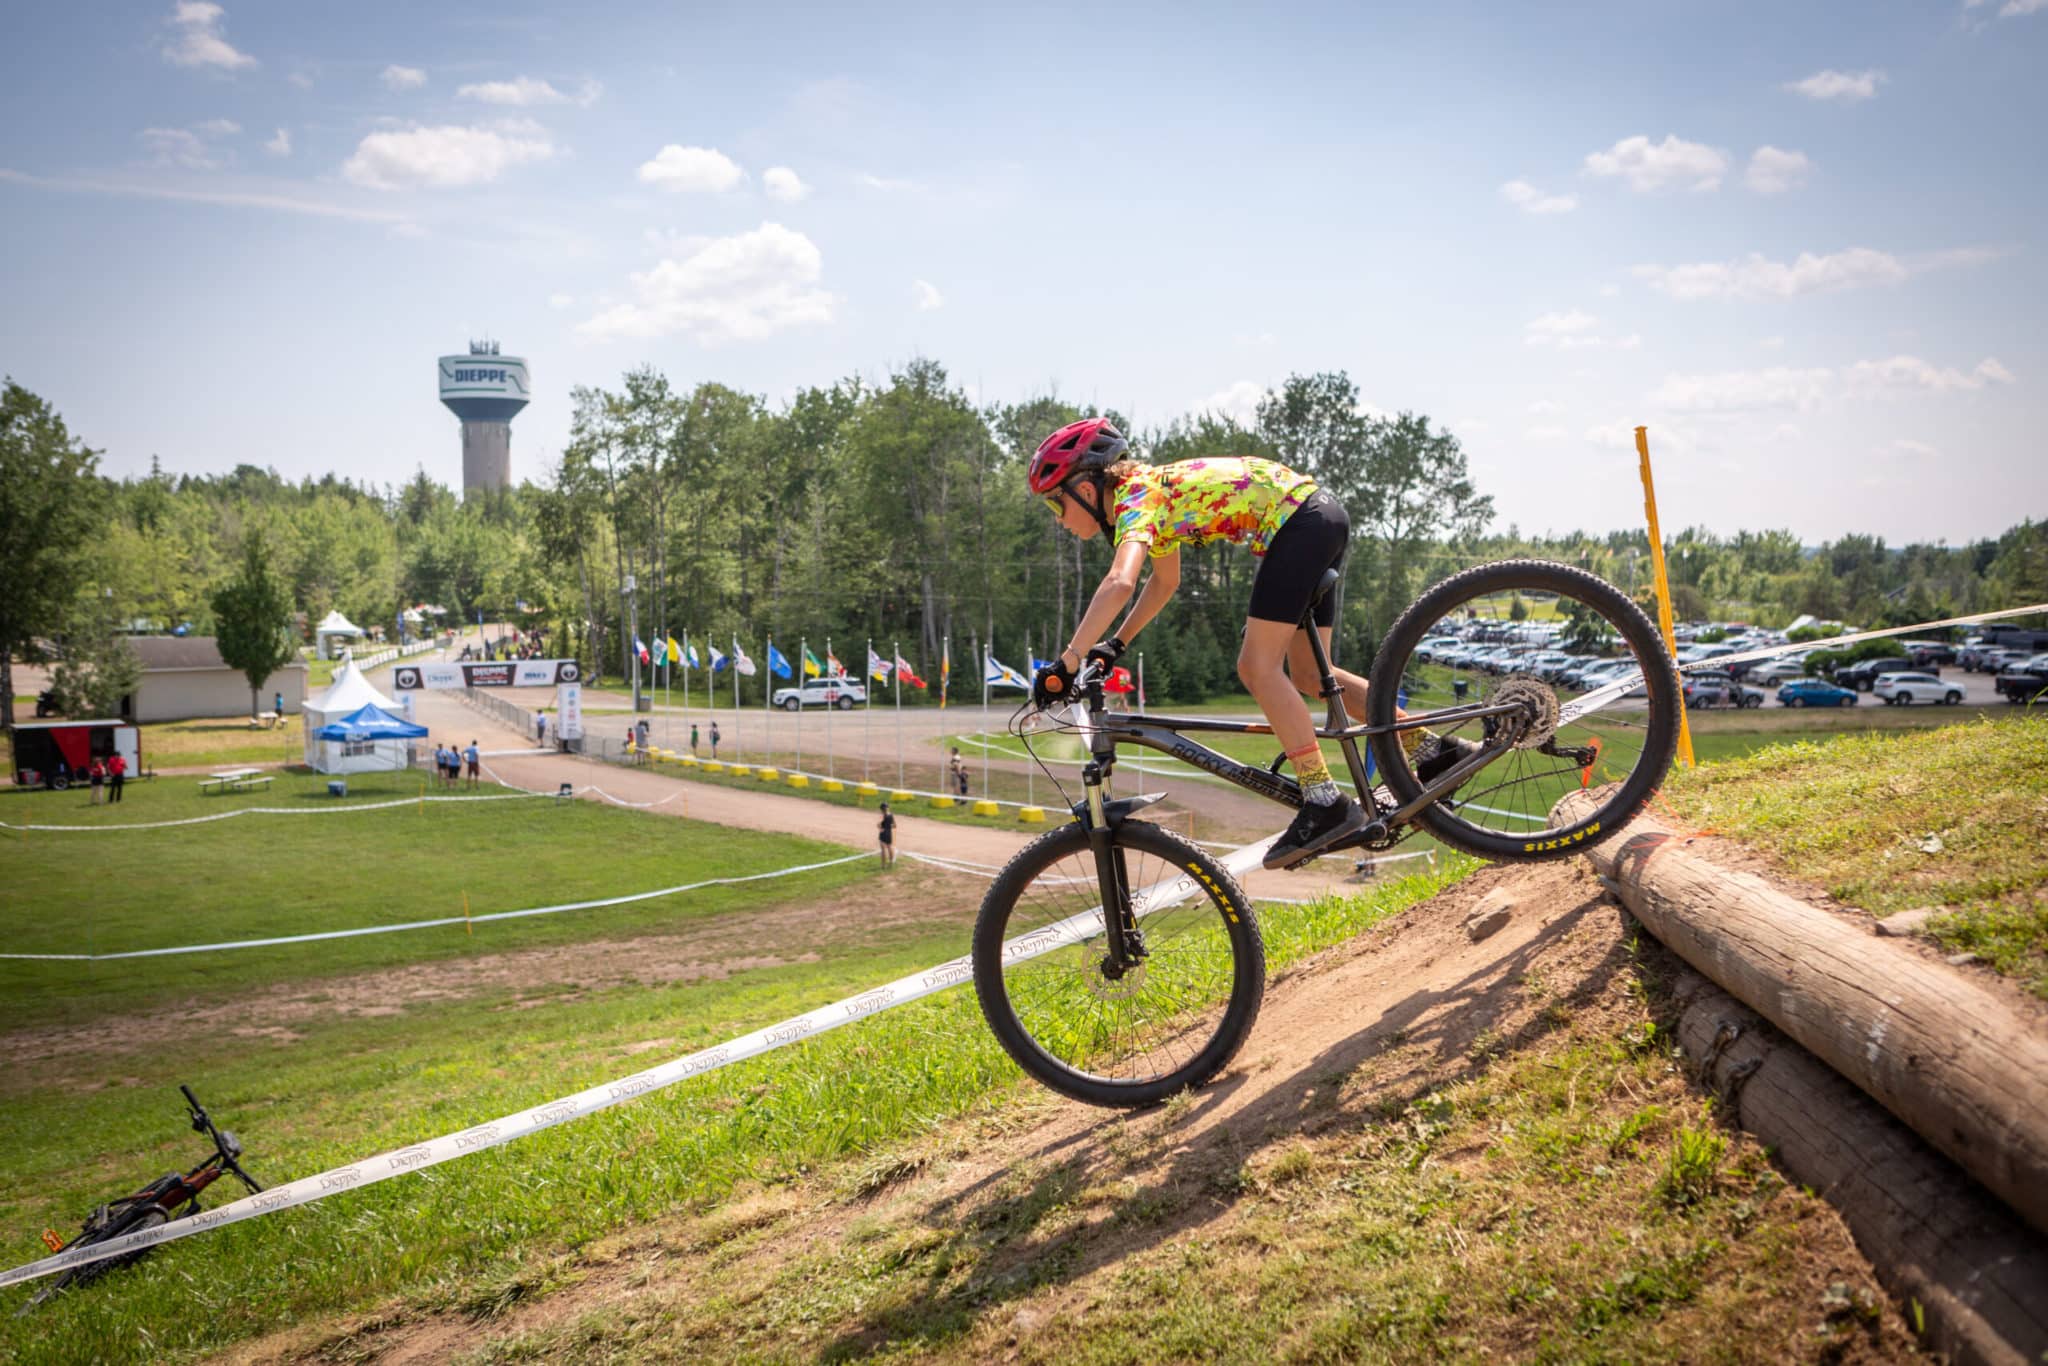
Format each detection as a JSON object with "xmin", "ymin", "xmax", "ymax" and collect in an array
[{"xmin": 124, "ymin": 637, "xmax": 309, "ymax": 723}]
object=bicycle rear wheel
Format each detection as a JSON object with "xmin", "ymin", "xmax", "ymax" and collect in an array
[
  {"xmin": 972, "ymin": 820, "xmax": 1265, "ymax": 1107},
  {"xmin": 1368, "ymin": 558, "xmax": 1679, "ymax": 861}
]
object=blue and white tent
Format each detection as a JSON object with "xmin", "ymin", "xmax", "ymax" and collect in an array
[{"xmin": 311, "ymin": 703, "xmax": 427, "ymax": 742}]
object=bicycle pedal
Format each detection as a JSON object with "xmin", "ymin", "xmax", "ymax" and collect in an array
[{"xmin": 41, "ymin": 1228, "xmax": 66, "ymax": 1253}]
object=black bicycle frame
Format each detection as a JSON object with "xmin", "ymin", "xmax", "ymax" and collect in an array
[{"xmin": 1061, "ymin": 613, "xmax": 1521, "ymax": 972}]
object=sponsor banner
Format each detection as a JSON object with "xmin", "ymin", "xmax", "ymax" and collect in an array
[
  {"xmin": 555, "ymin": 682, "xmax": 583, "ymax": 741},
  {"xmin": 392, "ymin": 660, "xmax": 579, "ymax": 691},
  {"xmin": 0, "ymin": 835, "xmax": 1275, "ymax": 1289}
]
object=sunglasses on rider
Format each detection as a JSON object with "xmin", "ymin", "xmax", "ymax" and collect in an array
[{"xmin": 1042, "ymin": 491, "xmax": 1066, "ymax": 516}]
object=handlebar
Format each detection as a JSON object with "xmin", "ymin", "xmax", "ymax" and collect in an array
[{"xmin": 180, "ymin": 1083, "xmax": 262, "ymax": 1189}]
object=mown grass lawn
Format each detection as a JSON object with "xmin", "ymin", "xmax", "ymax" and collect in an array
[
  {"xmin": 0, "ymin": 822, "xmax": 1466, "ymax": 1363},
  {"xmin": 1667, "ymin": 713, "xmax": 2048, "ymax": 998},
  {"xmin": 0, "ymin": 770, "xmax": 874, "ymax": 1032}
]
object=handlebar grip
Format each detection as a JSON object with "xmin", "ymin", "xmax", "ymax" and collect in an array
[{"xmin": 180, "ymin": 1084, "xmax": 200, "ymax": 1108}]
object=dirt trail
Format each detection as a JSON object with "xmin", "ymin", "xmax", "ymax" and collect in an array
[{"xmin": 224, "ymin": 856, "xmax": 1909, "ymax": 1363}]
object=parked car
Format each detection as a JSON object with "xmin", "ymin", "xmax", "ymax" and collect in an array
[
  {"xmin": 1903, "ymin": 640, "xmax": 1956, "ymax": 668},
  {"xmin": 1873, "ymin": 672, "xmax": 1963, "ymax": 706},
  {"xmin": 1683, "ymin": 670, "xmax": 1764, "ymax": 709},
  {"xmin": 1979, "ymin": 648, "xmax": 2032, "ymax": 676},
  {"xmin": 1777, "ymin": 678, "xmax": 1858, "ymax": 708},
  {"xmin": 1835, "ymin": 655, "xmax": 1914, "ymax": 692},
  {"xmin": 1415, "ymin": 636, "xmax": 1462, "ymax": 663},
  {"xmin": 771, "ymin": 678, "xmax": 867, "ymax": 710},
  {"xmin": 1747, "ymin": 658, "xmax": 1808, "ymax": 685},
  {"xmin": 1993, "ymin": 655, "xmax": 2048, "ymax": 704}
]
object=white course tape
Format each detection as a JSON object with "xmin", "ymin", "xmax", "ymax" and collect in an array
[
  {"xmin": 0, "ymin": 835, "xmax": 1275, "ymax": 1289},
  {"xmin": 0, "ymin": 791, "xmax": 542, "ymax": 834},
  {"xmin": 0, "ymin": 852, "xmax": 875, "ymax": 961}
]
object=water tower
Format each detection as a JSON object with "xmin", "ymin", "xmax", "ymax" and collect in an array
[{"xmin": 437, "ymin": 341, "xmax": 529, "ymax": 495}]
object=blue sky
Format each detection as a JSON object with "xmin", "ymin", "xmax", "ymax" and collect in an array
[{"xmin": 3, "ymin": 0, "xmax": 2043, "ymax": 543}]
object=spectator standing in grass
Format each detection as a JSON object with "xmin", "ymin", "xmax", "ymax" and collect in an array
[
  {"xmin": 877, "ymin": 801, "xmax": 896, "ymax": 866},
  {"xmin": 709, "ymin": 720, "xmax": 721, "ymax": 759},
  {"xmin": 107, "ymin": 751, "xmax": 126, "ymax": 803},
  {"xmin": 88, "ymin": 757, "xmax": 105, "ymax": 805},
  {"xmin": 464, "ymin": 740, "xmax": 481, "ymax": 789},
  {"xmin": 949, "ymin": 746, "xmax": 969, "ymax": 797},
  {"xmin": 274, "ymin": 689, "xmax": 283, "ymax": 717}
]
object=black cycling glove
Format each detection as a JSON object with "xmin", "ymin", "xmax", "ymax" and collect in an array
[
  {"xmin": 1085, "ymin": 637, "xmax": 1127, "ymax": 673},
  {"xmin": 1032, "ymin": 657, "xmax": 1077, "ymax": 708}
]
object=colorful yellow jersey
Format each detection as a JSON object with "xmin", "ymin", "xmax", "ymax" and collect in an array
[{"xmin": 1111, "ymin": 457, "xmax": 1319, "ymax": 559}]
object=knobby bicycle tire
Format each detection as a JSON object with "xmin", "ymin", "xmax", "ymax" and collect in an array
[
  {"xmin": 972, "ymin": 819, "xmax": 1265, "ymax": 1107},
  {"xmin": 1367, "ymin": 558, "xmax": 1679, "ymax": 862}
]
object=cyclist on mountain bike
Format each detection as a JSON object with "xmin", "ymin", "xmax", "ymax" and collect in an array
[{"xmin": 1027, "ymin": 417, "xmax": 1475, "ymax": 869}]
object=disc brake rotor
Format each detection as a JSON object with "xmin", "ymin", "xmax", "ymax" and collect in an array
[
  {"xmin": 1087, "ymin": 960, "xmax": 1147, "ymax": 1001},
  {"xmin": 1492, "ymin": 675, "xmax": 1560, "ymax": 750}
]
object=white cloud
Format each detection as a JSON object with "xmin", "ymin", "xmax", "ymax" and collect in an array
[
  {"xmin": 1745, "ymin": 146, "xmax": 1812, "ymax": 194},
  {"xmin": 1524, "ymin": 425, "xmax": 1567, "ymax": 442},
  {"xmin": 1632, "ymin": 247, "xmax": 1912, "ymax": 300},
  {"xmin": 382, "ymin": 64, "xmax": 426, "ymax": 91},
  {"xmin": 140, "ymin": 127, "xmax": 218, "ymax": 170},
  {"xmin": 576, "ymin": 222, "xmax": 835, "ymax": 344},
  {"xmin": 858, "ymin": 172, "xmax": 918, "ymax": 191},
  {"xmin": 548, "ymin": 292, "xmax": 574, "ymax": 310},
  {"xmin": 163, "ymin": 1, "xmax": 256, "ymax": 70},
  {"xmin": 762, "ymin": 166, "xmax": 808, "ymax": 202},
  {"xmin": 912, "ymin": 279, "xmax": 944, "ymax": 311},
  {"xmin": 1194, "ymin": 380, "xmax": 1267, "ymax": 424},
  {"xmin": 0, "ymin": 166, "xmax": 408, "ymax": 223},
  {"xmin": 1893, "ymin": 439, "xmax": 1939, "ymax": 457},
  {"xmin": 195, "ymin": 117, "xmax": 240, "ymax": 136},
  {"xmin": 2003, "ymin": 0, "xmax": 2048, "ymax": 13},
  {"xmin": 1649, "ymin": 367, "xmax": 1833, "ymax": 413},
  {"xmin": 459, "ymin": 76, "xmax": 566, "ymax": 106},
  {"xmin": 341, "ymin": 124, "xmax": 556, "ymax": 190},
  {"xmin": 264, "ymin": 127, "xmax": 290, "ymax": 156},
  {"xmin": 1527, "ymin": 399, "xmax": 1563, "ymax": 416},
  {"xmin": 1785, "ymin": 68, "xmax": 1885, "ymax": 101},
  {"xmin": 637, "ymin": 145, "xmax": 745, "ymax": 193},
  {"xmin": 286, "ymin": 71, "xmax": 313, "ymax": 90},
  {"xmin": 1498, "ymin": 179, "xmax": 1577, "ymax": 214},
  {"xmin": 1583, "ymin": 134, "xmax": 1728, "ymax": 192},
  {"xmin": 1842, "ymin": 355, "xmax": 2015, "ymax": 395},
  {"xmin": 1523, "ymin": 311, "xmax": 1640, "ymax": 350},
  {"xmin": 1234, "ymin": 331, "xmax": 1277, "ymax": 348}
]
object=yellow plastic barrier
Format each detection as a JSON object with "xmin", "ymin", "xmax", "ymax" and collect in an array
[
  {"xmin": 855, "ymin": 782, "xmax": 880, "ymax": 799},
  {"xmin": 889, "ymin": 790, "xmax": 914, "ymax": 804},
  {"xmin": 756, "ymin": 767, "xmax": 780, "ymax": 781},
  {"xmin": 1018, "ymin": 806, "xmax": 1046, "ymax": 823},
  {"xmin": 930, "ymin": 795, "xmax": 956, "ymax": 809},
  {"xmin": 702, "ymin": 761, "xmax": 725, "ymax": 774},
  {"xmin": 971, "ymin": 800, "xmax": 1000, "ymax": 817},
  {"xmin": 786, "ymin": 773, "xmax": 810, "ymax": 788},
  {"xmin": 822, "ymin": 779, "xmax": 844, "ymax": 793},
  {"xmin": 679, "ymin": 756, "xmax": 699, "ymax": 769}
]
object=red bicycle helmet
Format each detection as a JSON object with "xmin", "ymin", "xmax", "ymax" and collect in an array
[{"xmin": 1027, "ymin": 418, "xmax": 1128, "ymax": 495}]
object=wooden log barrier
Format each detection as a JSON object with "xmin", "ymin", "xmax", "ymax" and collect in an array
[
  {"xmin": 1669, "ymin": 970, "xmax": 2048, "ymax": 1366},
  {"xmin": 1554, "ymin": 794, "xmax": 2048, "ymax": 1238}
]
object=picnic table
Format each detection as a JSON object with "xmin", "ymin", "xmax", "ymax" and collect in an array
[
  {"xmin": 198, "ymin": 768, "xmax": 274, "ymax": 796},
  {"xmin": 249, "ymin": 711, "xmax": 281, "ymax": 729}
]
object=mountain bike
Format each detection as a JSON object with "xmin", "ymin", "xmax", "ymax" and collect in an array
[
  {"xmin": 971, "ymin": 558, "xmax": 1680, "ymax": 1107},
  {"xmin": 16, "ymin": 1086, "xmax": 263, "ymax": 1313}
]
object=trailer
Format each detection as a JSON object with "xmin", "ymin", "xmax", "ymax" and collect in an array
[{"xmin": 9, "ymin": 719, "xmax": 141, "ymax": 790}]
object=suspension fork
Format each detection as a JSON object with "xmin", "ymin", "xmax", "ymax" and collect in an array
[{"xmin": 1081, "ymin": 760, "xmax": 1143, "ymax": 974}]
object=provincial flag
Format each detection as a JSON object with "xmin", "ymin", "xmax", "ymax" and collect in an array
[
  {"xmin": 895, "ymin": 653, "xmax": 927, "ymax": 689},
  {"xmin": 710, "ymin": 644, "xmax": 728, "ymax": 673},
  {"xmin": 666, "ymin": 635, "xmax": 682, "ymax": 666},
  {"xmin": 985, "ymin": 652, "xmax": 1028, "ymax": 690},
  {"xmin": 939, "ymin": 640, "xmax": 950, "ymax": 709},
  {"xmin": 733, "ymin": 639, "xmax": 758, "ymax": 677},
  {"xmin": 868, "ymin": 647, "xmax": 892, "ymax": 682},
  {"xmin": 802, "ymin": 647, "xmax": 823, "ymax": 678},
  {"xmin": 684, "ymin": 639, "xmax": 701, "ymax": 669},
  {"xmin": 768, "ymin": 643, "xmax": 794, "ymax": 679},
  {"xmin": 635, "ymin": 637, "xmax": 651, "ymax": 665},
  {"xmin": 827, "ymin": 648, "xmax": 845, "ymax": 677}
]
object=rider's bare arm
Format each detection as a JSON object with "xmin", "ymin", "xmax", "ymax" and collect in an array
[
  {"xmin": 1112, "ymin": 545, "xmax": 1179, "ymax": 646},
  {"xmin": 1062, "ymin": 538, "xmax": 1153, "ymax": 666}
]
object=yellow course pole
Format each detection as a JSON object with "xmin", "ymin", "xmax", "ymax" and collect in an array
[
  {"xmin": 463, "ymin": 890, "xmax": 472, "ymax": 937},
  {"xmin": 1635, "ymin": 427, "xmax": 1696, "ymax": 769}
]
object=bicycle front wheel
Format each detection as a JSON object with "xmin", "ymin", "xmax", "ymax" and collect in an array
[
  {"xmin": 972, "ymin": 820, "xmax": 1265, "ymax": 1108},
  {"xmin": 1368, "ymin": 558, "xmax": 1680, "ymax": 861}
]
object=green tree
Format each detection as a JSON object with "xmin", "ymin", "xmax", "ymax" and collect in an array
[
  {"xmin": 0, "ymin": 380, "xmax": 104, "ymax": 735},
  {"xmin": 211, "ymin": 528, "xmax": 298, "ymax": 717},
  {"xmin": 50, "ymin": 592, "xmax": 142, "ymax": 718}
]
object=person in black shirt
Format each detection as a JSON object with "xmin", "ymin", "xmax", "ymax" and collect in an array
[{"xmin": 877, "ymin": 802, "xmax": 896, "ymax": 867}]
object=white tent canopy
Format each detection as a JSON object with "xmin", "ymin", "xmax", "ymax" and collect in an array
[
  {"xmin": 315, "ymin": 610, "xmax": 365, "ymax": 659},
  {"xmin": 302, "ymin": 656, "xmax": 412, "ymax": 773}
]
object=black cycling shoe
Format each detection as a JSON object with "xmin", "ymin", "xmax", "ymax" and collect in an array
[
  {"xmin": 1263, "ymin": 796, "xmax": 1366, "ymax": 870},
  {"xmin": 1413, "ymin": 733, "xmax": 1480, "ymax": 787}
]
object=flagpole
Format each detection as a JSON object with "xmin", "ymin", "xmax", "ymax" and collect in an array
[
  {"xmin": 763, "ymin": 634, "xmax": 773, "ymax": 769},
  {"xmin": 825, "ymin": 637, "xmax": 834, "ymax": 782},
  {"xmin": 796, "ymin": 636, "xmax": 805, "ymax": 774},
  {"xmin": 663, "ymin": 633, "xmax": 671, "ymax": 749},
  {"xmin": 980, "ymin": 631, "xmax": 989, "ymax": 799},
  {"xmin": 682, "ymin": 629, "xmax": 691, "ymax": 752},
  {"xmin": 1024, "ymin": 632, "xmax": 1033, "ymax": 810},
  {"xmin": 863, "ymin": 636, "xmax": 872, "ymax": 786},
  {"xmin": 733, "ymin": 635, "xmax": 742, "ymax": 763},
  {"xmin": 893, "ymin": 638, "xmax": 903, "ymax": 791}
]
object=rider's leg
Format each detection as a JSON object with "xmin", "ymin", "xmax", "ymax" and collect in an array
[{"xmin": 1284, "ymin": 627, "xmax": 1369, "ymax": 722}]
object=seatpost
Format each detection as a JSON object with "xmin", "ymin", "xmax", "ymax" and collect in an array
[{"xmin": 1304, "ymin": 621, "xmax": 1347, "ymax": 732}]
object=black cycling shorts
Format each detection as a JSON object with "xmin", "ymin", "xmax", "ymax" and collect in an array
[{"xmin": 1246, "ymin": 488, "xmax": 1349, "ymax": 627}]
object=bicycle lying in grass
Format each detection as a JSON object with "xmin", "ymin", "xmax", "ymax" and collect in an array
[
  {"xmin": 971, "ymin": 559, "xmax": 1681, "ymax": 1107},
  {"xmin": 17, "ymin": 1086, "xmax": 263, "ymax": 1314}
]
